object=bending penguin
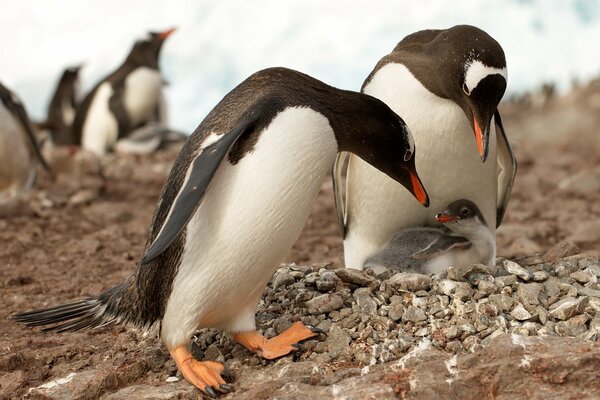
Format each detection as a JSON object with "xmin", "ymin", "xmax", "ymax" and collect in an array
[
  {"xmin": 364, "ymin": 199, "xmax": 494, "ymax": 275},
  {"xmin": 334, "ymin": 25, "xmax": 517, "ymax": 268},
  {"xmin": 71, "ymin": 28, "xmax": 175, "ymax": 155},
  {"xmin": 43, "ymin": 65, "xmax": 81, "ymax": 145},
  {"xmin": 0, "ymin": 81, "xmax": 50, "ymax": 197},
  {"xmin": 13, "ymin": 67, "xmax": 429, "ymax": 397}
]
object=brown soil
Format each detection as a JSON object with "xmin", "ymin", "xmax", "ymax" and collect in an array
[{"xmin": 1, "ymin": 81, "xmax": 599, "ymax": 399}]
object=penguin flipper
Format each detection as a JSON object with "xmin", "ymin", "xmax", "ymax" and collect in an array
[
  {"xmin": 1, "ymin": 89, "xmax": 51, "ymax": 173},
  {"xmin": 108, "ymin": 84, "xmax": 131, "ymax": 139},
  {"xmin": 332, "ymin": 152, "xmax": 349, "ymax": 238},
  {"xmin": 141, "ymin": 119, "xmax": 255, "ymax": 264},
  {"xmin": 412, "ymin": 235, "xmax": 471, "ymax": 259},
  {"xmin": 495, "ymin": 110, "xmax": 517, "ymax": 228}
]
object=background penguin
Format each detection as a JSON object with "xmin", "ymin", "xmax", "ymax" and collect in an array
[
  {"xmin": 335, "ymin": 25, "xmax": 517, "ymax": 268},
  {"xmin": 41, "ymin": 65, "xmax": 81, "ymax": 146},
  {"xmin": 0, "ymin": 81, "xmax": 50, "ymax": 197},
  {"xmin": 71, "ymin": 28, "xmax": 176, "ymax": 155},
  {"xmin": 364, "ymin": 199, "xmax": 494, "ymax": 275},
  {"xmin": 13, "ymin": 67, "xmax": 429, "ymax": 397}
]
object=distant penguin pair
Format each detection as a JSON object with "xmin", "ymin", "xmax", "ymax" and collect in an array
[
  {"xmin": 0, "ymin": 81, "xmax": 50, "ymax": 197},
  {"xmin": 335, "ymin": 25, "xmax": 517, "ymax": 268},
  {"xmin": 364, "ymin": 199, "xmax": 495, "ymax": 275},
  {"xmin": 14, "ymin": 67, "xmax": 429, "ymax": 397},
  {"xmin": 71, "ymin": 28, "xmax": 184, "ymax": 155}
]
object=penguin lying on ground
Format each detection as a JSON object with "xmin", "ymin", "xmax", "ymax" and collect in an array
[
  {"xmin": 364, "ymin": 199, "xmax": 494, "ymax": 275},
  {"xmin": 71, "ymin": 28, "xmax": 180, "ymax": 155},
  {"xmin": 42, "ymin": 65, "xmax": 81, "ymax": 146},
  {"xmin": 335, "ymin": 25, "xmax": 517, "ymax": 268},
  {"xmin": 13, "ymin": 67, "xmax": 429, "ymax": 397},
  {"xmin": 0, "ymin": 81, "xmax": 50, "ymax": 197}
]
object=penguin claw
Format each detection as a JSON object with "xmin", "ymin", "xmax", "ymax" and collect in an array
[
  {"xmin": 221, "ymin": 369, "xmax": 234, "ymax": 383},
  {"xmin": 219, "ymin": 383, "xmax": 233, "ymax": 393},
  {"xmin": 204, "ymin": 386, "xmax": 217, "ymax": 398},
  {"xmin": 308, "ymin": 325, "xmax": 325, "ymax": 334}
]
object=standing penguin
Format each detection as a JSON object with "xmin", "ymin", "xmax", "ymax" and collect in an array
[
  {"xmin": 71, "ymin": 28, "xmax": 175, "ymax": 155},
  {"xmin": 0, "ymin": 81, "xmax": 50, "ymax": 197},
  {"xmin": 335, "ymin": 25, "xmax": 517, "ymax": 268},
  {"xmin": 13, "ymin": 67, "xmax": 428, "ymax": 397},
  {"xmin": 44, "ymin": 65, "xmax": 81, "ymax": 145}
]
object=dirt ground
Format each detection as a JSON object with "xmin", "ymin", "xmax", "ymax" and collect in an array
[{"xmin": 1, "ymin": 80, "xmax": 599, "ymax": 399}]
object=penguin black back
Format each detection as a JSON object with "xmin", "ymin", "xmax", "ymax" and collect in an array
[{"xmin": 46, "ymin": 66, "xmax": 80, "ymax": 145}]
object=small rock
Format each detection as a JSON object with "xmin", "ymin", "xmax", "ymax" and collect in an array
[
  {"xmin": 387, "ymin": 272, "xmax": 432, "ymax": 292},
  {"xmin": 69, "ymin": 188, "xmax": 99, "ymax": 205},
  {"xmin": 326, "ymin": 325, "xmax": 351, "ymax": 358},
  {"xmin": 542, "ymin": 240, "xmax": 580, "ymax": 263},
  {"xmin": 571, "ymin": 269, "xmax": 596, "ymax": 284},
  {"xmin": 316, "ymin": 271, "xmax": 338, "ymax": 292},
  {"xmin": 353, "ymin": 288, "xmax": 378, "ymax": 316},
  {"xmin": 516, "ymin": 283, "xmax": 542, "ymax": 306},
  {"xmin": 402, "ymin": 305, "xmax": 427, "ymax": 322},
  {"xmin": 548, "ymin": 297, "xmax": 589, "ymax": 320},
  {"xmin": 438, "ymin": 280, "xmax": 472, "ymax": 301},
  {"xmin": 204, "ymin": 344, "xmax": 224, "ymax": 362},
  {"xmin": 272, "ymin": 271, "xmax": 295, "ymax": 289},
  {"xmin": 335, "ymin": 268, "xmax": 376, "ymax": 286},
  {"xmin": 511, "ymin": 304, "xmax": 532, "ymax": 321},
  {"xmin": 503, "ymin": 260, "xmax": 533, "ymax": 281},
  {"xmin": 533, "ymin": 271, "xmax": 549, "ymax": 282},
  {"xmin": 305, "ymin": 293, "xmax": 344, "ymax": 315},
  {"xmin": 387, "ymin": 302, "xmax": 404, "ymax": 322},
  {"xmin": 447, "ymin": 264, "xmax": 494, "ymax": 282},
  {"xmin": 495, "ymin": 275, "xmax": 517, "ymax": 287}
]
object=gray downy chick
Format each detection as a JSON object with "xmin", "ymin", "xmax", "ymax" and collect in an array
[{"xmin": 364, "ymin": 199, "xmax": 495, "ymax": 274}]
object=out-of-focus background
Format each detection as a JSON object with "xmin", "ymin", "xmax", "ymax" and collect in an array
[{"xmin": 2, "ymin": 0, "xmax": 599, "ymax": 132}]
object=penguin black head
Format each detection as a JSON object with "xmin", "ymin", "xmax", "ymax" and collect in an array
[
  {"xmin": 435, "ymin": 199, "xmax": 488, "ymax": 229},
  {"xmin": 431, "ymin": 25, "xmax": 507, "ymax": 162},
  {"xmin": 63, "ymin": 65, "xmax": 81, "ymax": 79},
  {"xmin": 337, "ymin": 93, "xmax": 429, "ymax": 207},
  {"xmin": 126, "ymin": 28, "xmax": 176, "ymax": 69}
]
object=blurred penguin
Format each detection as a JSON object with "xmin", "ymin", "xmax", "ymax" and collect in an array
[
  {"xmin": 71, "ymin": 28, "xmax": 179, "ymax": 155},
  {"xmin": 43, "ymin": 65, "xmax": 81, "ymax": 146},
  {"xmin": 0, "ymin": 81, "xmax": 50, "ymax": 197}
]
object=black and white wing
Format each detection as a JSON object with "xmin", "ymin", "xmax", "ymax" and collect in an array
[
  {"xmin": 412, "ymin": 235, "xmax": 471, "ymax": 259},
  {"xmin": 332, "ymin": 151, "xmax": 349, "ymax": 239},
  {"xmin": 495, "ymin": 110, "xmax": 517, "ymax": 228}
]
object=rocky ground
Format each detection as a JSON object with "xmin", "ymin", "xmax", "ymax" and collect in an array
[{"xmin": 2, "ymin": 80, "xmax": 600, "ymax": 399}]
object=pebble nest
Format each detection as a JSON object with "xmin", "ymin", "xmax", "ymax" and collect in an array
[{"xmin": 188, "ymin": 241, "xmax": 600, "ymax": 369}]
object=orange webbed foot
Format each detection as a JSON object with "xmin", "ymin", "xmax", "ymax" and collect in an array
[
  {"xmin": 233, "ymin": 321, "xmax": 319, "ymax": 360},
  {"xmin": 170, "ymin": 345, "xmax": 232, "ymax": 397}
]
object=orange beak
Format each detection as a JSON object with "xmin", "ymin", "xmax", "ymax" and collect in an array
[
  {"xmin": 409, "ymin": 170, "xmax": 429, "ymax": 207},
  {"xmin": 158, "ymin": 28, "xmax": 176, "ymax": 41},
  {"xmin": 435, "ymin": 213, "xmax": 457, "ymax": 223},
  {"xmin": 473, "ymin": 115, "xmax": 485, "ymax": 160}
]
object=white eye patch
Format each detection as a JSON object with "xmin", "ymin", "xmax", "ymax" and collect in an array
[{"xmin": 463, "ymin": 60, "xmax": 507, "ymax": 94}]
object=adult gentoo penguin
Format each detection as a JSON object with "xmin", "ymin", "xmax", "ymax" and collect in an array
[
  {"xmin": 0, "ymin": 81, "xmax": 50, "ymax": 197},
  {"xmin": 44, "ymin": 65, "xmax": 81, "ymax": 145},
  {"xmin": 335, "ymin": 25, "xmax": 517, "ymax": 268},
  {"xmin": 13, "ymin": 67, "xmax": 429, "ymax": 397},
  {"xmin": 71, "ymin": 28, "xmax": 175, "ymax": 155},
  {"xmin": 364, "ymin": 199, "xmax": 494, "ymax": 274}
]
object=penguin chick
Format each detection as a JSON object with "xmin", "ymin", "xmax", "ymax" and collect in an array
[
  {"xmin": 13, "ymin": 67, "xmax": 429, "ymax": 397},
  {"xmin": 364, "ymin": 199, "xmax": 494, "ymax": 275}
]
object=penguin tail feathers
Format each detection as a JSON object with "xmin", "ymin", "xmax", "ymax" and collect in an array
[
  {"xmin": 11, "ymin": 297, "xmax": 114, "ymax": 333},
  {"xmin": 10, "ymin": 282, "xmax": 134, "ymax": 333}
]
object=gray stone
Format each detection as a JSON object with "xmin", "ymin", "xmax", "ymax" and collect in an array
[
  {"xmin": 316, "ymin": 271, "xmax": 338, "ymax": 292},
  {"xmin": 517, "ymin": 283, "xmax": 542, "ymax": 306},
  {"xmin": 272, "ymin": 270, "xmax": 296, "ymax": 289},
  {"xmin": 533, "ymin": 270, "xmax": 549, "ymax": 281},
  {"xmin": 335, "ymin": 268, "xmax": 376, "ymax": 286},
  {"xmin": 447, "ymin": 264, "xmax": 494, "ymax": 282},
  {"xmin": 204, "ymin": 344, "xmax": 224, "ymax": 362},
  {"xmin": 305, "ymin": 293, "xmax": 344, "ymax": 315},
  {"xmin": 402, "ymin": 305, "xmax": 427, "ymax": 322},
  {"xmin": 387, "ymin": 302, "xmax": 404, "ymax": 322},
  {"xmin": 548, "ymin": 297, "xmax": 589, "ymax": 320},
  {"xmin": 326, "ymin": 325, "xmax": 351, "ymax": 358},
  {"xmin": 503, "ymin": 260, "xmax": 533, "ymax": 281},
  {"xmin": 387, "ymin": 272, "xmax": 432, "ymax": 292},
  {"xmin": 353, "ymin": 288, "xmax": 377, "ymax": 316},
  {"xmin": 495, "ymin": 275, "xmax": 518, "ymax": 287},
  {"xmin": 511, "ymin": 303, "xmax": 532, "ymax": 321},
  {"xmin": 543, "ymin": 240, "xmax": 580, "ymax": 263},
  {"xmin": 571, "ymin": 269, "xmax": 597, "ymax": 284}
]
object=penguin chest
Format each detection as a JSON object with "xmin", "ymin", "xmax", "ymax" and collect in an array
[
  {"xmin": 161, "ymin": 107, "xmax": 338, "ymax": 344},
  {"xmin": 123, "ymin": 67, "xmax": 163, "ymax": 126},
  {"xmin": 0, "ymin": 105, "xmax": 34, "ymax": 194},
  {"xmin": 81, "ymin": 83, "xmax": 118, "ymax": 155}
]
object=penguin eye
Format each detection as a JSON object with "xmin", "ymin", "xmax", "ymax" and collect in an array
[
  {"xmin": 462, "ymin": 82, "xmax": 470, "ymax": 96},
  {"xmin": 404, "ymin": 148, "xmax": 412, "ymax": 162},
  {"xmin": 460, "ymin": 207, "xmax": 470, "ymax": 217}
]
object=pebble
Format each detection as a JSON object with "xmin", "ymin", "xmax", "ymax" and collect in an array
[
  {"xmin": 334, "ymin": 268, "xmax": 376, "ymax": 286},
  {"xmin": 511, "ymin": 304, "xmax": 532, "ymax": 321},
  {"xmin": 548, "ymin": 297, "xmax": 588, "ymax": 320},
  {"xmin": 388, "ymin": 272, "xmax": 432, "ymax": 291},
  {"xmin": 305, "ymin": 294, "xmax": 344, "ymax": 315},
  {"xmin": 503, "ymin": 260, "xmax": 533, "ymax": 281}
]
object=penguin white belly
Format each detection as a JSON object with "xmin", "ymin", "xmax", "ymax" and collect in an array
[
  {"xmin": 123, "ymin": 67, "xmax": 163, "ymax": 127},
  {"xmin": 161, "ymin": 107, "xmax": 338, "ymax": 348},
  {"xmin": 0, "ymin": 105, "xmax": 34, "ymax": 196},
  {"xmin": 81, "ymin": 83, "xmax": 118, "ymax": 156},
  {"xmin": 344, "ymin": 63, "xmax": 497, "ymax": 268}
]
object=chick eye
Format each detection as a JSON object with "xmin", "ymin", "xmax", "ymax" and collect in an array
[
  {"xmin": 460, "ymin": 207, "xmax": 470, "ymax": 216},
  {"xmin": 462, "ymin": 82, "xmax": 470, "ymax": 96}
]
